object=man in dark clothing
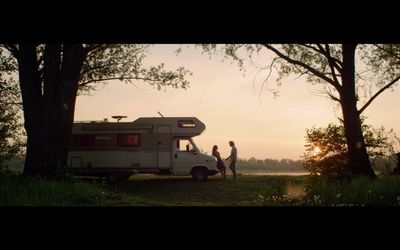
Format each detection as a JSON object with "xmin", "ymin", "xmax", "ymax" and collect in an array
[{"xmin": 225, "ymin": 141, "xmax": 237, "ymax": 179}]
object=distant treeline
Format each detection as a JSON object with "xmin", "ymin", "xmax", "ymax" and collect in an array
[
  {"xmin": 235, "ymin": 157, "xmax": 305, "ymax": 173},
  {"xmin": 234, "ymin": 156, "xmax": 398, "ymax": 174},
  {"xmin": 3, "ymin": 156, "xmax": 397, "ymax": 175}
]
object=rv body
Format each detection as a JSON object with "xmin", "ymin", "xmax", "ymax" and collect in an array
[{"xmin": 68, "ymin": 117, "xmax": 218, "ymax": 181}]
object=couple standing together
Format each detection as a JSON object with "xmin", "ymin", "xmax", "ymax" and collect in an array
[{"xmin": 212, "ymin": 141, "xmax": 237, "ymax": 179}]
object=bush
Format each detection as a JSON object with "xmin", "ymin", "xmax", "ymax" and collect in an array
[{"xmin": 303, "ymin": 118, "xmax": 399, "ymax": 179}]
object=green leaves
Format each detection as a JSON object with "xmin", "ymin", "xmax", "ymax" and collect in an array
[
  {"xmin": 0, "ymin": 81, "xmax": 25, "ymax": 164},
  {"xmin": 303, "ymin": 118, "xmax": 399, "ymax": 178},
  {"xmin": 78, "ymin": 44, "xmax": 192, "ymax": 94},
  {"xmin": 0, "ymin": 47, "xmax": 24, "ymax": 165},
  {"xmin": 358, "ymin": 44, "xmax": 400, "ymax": 93}
]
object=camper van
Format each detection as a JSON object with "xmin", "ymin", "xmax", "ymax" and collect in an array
[{"xmin": 68, "ymin": 117, "xmax": 218, "ymax": 181}]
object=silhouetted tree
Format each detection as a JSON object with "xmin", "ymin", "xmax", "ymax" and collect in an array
[
  {"xmin": 1, "ymin": 44, "xmax": 191, "ymax": 176},
  {"xmin": 303, "ymin": 118, "xmax": 399, "ymax": 178},
  {"xmin": 200, "ymin": 44, "xmax": 400, "ymax": 178}
]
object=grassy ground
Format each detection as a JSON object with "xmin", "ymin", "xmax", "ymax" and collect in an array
[
  {"xmin": 2, "ymin": 172, "xmax": 400, "ymax": 206},
  {"xmin": 0, "ymin": 174, "xmax": 101, "ymax": 206},
  {"xmin": 102, "ymin": 174, "xmax": 307, "ymax": 206}
]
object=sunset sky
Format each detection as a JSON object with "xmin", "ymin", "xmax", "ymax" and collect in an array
[{"xmin": 74, "ymin": 45, "xmax": 400, "ymax": 160}]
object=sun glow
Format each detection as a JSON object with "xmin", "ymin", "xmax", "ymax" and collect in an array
[{"xmin": 314, "ymin": 146, "xmax": 322, "ymax": 155}]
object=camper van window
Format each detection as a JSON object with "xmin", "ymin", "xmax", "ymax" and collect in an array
[
  {"xmin": 117, "ymin": 134, "xmax": 140, "ymax": 146},
  {"xmin": 177, "ymin": 139, "xmax": 195, "ymax": 152},
  {"xmin": 71, "ymin": 134, "xmax": 95, "ymax": 146},
  {"xmin": 178, "ymin": 120, "xmax": 196, "ymax": 128}
]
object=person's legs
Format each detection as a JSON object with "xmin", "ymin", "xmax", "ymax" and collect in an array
[{"xmin": 230, "ymin": 161, "xmax": 236, "ymax": 179}]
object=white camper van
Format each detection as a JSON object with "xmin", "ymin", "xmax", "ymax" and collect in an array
[{"xmin": 68, "ymin": 117, "xmax": 218, "ymax": 181}]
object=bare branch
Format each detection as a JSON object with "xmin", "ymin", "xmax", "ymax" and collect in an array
[
  {"xmin": 328, "ymin": 93, "xmax": 341, "ymax": 103},
  {"xmin": 358, "ymin": 75, "xmax": 400, "ymax": 114},
  {"xmin": 307, "ymin": 83, "xmax": 341, "ymax": 103},
  {"xmin": 256, "ymin": 57, "xmax": 278, "ymax": 99}
]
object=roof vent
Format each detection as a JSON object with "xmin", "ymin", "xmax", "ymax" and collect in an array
[{"xmin": 111, "ymin": 115, "xmax": 127, "ymax": 122}]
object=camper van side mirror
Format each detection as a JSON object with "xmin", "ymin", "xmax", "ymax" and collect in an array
[{"xmin": 186, "ymin": 144, "xmax": 189, "ymax": 152}]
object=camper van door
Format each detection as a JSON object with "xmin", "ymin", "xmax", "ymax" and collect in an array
[
  {"xmin": 157, "ymin": 125, "xmax": 171, "ymax": 169},
  {"xmin": 173, "ymin": 138, "xmax": 197, "ymax": 175}
]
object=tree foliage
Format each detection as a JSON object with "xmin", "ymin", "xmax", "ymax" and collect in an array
[
  {"xmin": 200, "ymin": 44, "xmax": 400, "ymax": 106},
  {"xmin": 199, "ymin": 44, "xmax": 400, "ymax": 177},
  {"xmin": 78, "ymin": 44, "xmax": 192, "ymax": 93},
  {"xmin": 2, "ymin": 44, "xmax": 192, "ymax": 95},
  {"xmin": 0, "ymin": 44, "xmax": 192, "ymax": 176},
  {"xmin": 0, "ymin": 79, "xmax": 24, "ymax": 165},
  {"xmin": 303, "ymin": 119, "xmax": 399, "ymax": 178}
]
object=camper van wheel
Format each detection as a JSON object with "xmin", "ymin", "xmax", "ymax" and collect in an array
[{"xmin": 192, "ymin": 168, "xmax": 208, "ymax": 181}]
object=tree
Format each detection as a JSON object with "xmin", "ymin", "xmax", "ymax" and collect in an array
[
  {"xmin": 0, "ymin": 79, "xmax": 24, "ymax": 166},
  {"xmin": 303, "ymin": 119, "xmax": 399, "ymax": 178},
  {"xmin": 200, "ymin": 44, "xmax": 400, "ymax": 178},
  {"xmin": 1, "ymin": 44, "xmax": 192, "ymax": 176}
]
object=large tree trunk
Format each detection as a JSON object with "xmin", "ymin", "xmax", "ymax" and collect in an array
[
  {"xmin": 48, "ymin": 44, "xmax": 85, "ymax": 174},
  {"xmin": 18, "ymin": 44, "xmax": 46, "ymax": 176},
  {"xmin": 340, "ymin": 44, "xmax": 376, "ymax": 178},
  {"xmin": 17, "ymin": 44, "xmax": 86, "ymax": 176}
]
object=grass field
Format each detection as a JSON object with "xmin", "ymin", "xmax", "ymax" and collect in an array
[{"xmin": 2, "ymin": 172, "xmax": 400, "ymax": 206}]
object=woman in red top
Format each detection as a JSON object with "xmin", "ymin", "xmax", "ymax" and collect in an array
[{"xmin": 212, "ymin": 145, "xmax": 226, "ymax": 179}]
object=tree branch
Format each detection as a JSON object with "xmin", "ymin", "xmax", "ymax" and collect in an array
[
  {"xmin": 319, "ymin": 44, "xmax": 342, "ymax": 86},
  {"xmin": 83, "ymin": 44, "xmax": 109, "ymax": 55},
  {"xmin": 300, "ymin": 44, "xmax": 343, "ymax": 70},
  {"xmin": 358, "ymin": 75, "xmax": 400, "ymax": 114},
  {"xmin": 262, "ymin": 44, "xmax": 342, "ymax": 92},
  {"xmin": 78, "ymin": 76, "xmax": 159, "ymax": 87},
  {"xmin": 254, "ymin": 57, "xmax": 278, "ymax": 98},
  {"xmin": 328, "ymin": 93, "xmax": 341, "ymax": 103},
  {"xmin": 80, "ymin": 63, "xmax": 110, "ymax": 76},
  {"xmin": 320, "ymin": 44, "xmax": 343, "ymax": 69},
  {"xmin": 373, "ymin": 44, "xmax": 400, "ymax": 60}
]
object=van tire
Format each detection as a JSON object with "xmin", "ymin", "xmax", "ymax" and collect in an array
[{"xmin": 192, "ymin": 168, "xmax": 208, "ymax": 181}]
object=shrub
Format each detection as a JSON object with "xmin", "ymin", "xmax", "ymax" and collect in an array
[{"xmin": 303, "ymin": 118, "xmax": 399, "ymax": 179}]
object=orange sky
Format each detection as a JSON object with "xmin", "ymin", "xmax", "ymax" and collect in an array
[{"xmin": 74, "ymin": 45, "xmax": 400, "ymax": 160}]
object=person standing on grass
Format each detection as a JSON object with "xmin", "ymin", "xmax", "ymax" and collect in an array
[
  {"xmin": 212, "ymin": 145, "xmax": 226, "ymax": 179},
  {"xmin": 225, "ymin": 141, "xmax": 237, "ymax": 179}
]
